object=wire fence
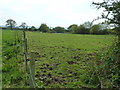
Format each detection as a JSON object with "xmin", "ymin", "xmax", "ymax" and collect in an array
[
  {"xmin": 2, "ymin": 29, "xmax": 37, "ymax": 88},
  {"xmin": 22, "ymin": 30, "xmax": 36, "ymax": 88}
]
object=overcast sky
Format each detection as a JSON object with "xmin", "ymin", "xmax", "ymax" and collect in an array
[{"xmin": 0, "ymin": 0, "xmax": 104, "ymax": 27}]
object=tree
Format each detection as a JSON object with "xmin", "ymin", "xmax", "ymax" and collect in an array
[
  {"xmin": 90, "ymin": 24, "xmax": 101, "ymax": 34},
  {"xmin": 83, "ymin": 21, "xmax": 93, "ymax": 29},
  {"xmin": 92, "ymin": 0, "xmax": 120, "ymax": 40},
  {"xmin": 29, "ymin": 26, "xmax": 36, "ymax": 31},
  {"xmin": 19, "ymin": 22, "xmax": 27, "ymax": 30},
  {"xmin": 78, "ymin": 25, "xmax": 89, "ymax": 34},
  {"xmin": 38, "ymin": 23, "xmax": 49, "ymax": 33},
  {"xmin": 6, "ymin": 19, "xmax": 16, "ymax": 30},
  {"xmin": 68, "ymin": 24, "xmax": 90, "ymax": 34},
  {"xmin": 68, "ymin": 24, "xmax": 78, "ymax": 33},
  {"xmin": 92, "ymin": 0, "xmax": 120, "ymax": 88},
  {"xmin": 53, "ymin": 26, "xmax": 65, "ymax": 33}
]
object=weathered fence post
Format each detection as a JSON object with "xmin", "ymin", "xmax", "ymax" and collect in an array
[
  {"xmin": 23, "ymin": 30, "xmax": 36, "ymax": 87},
  {"xmin": 23, "ymin": 30, "xmax": 28, "ymax": 73},
  {"xmin": 22, "ymin": 30, "xmax": 29, "ymax": 86},
  {"xmin": 29, "ymin": 52, "xmax": 36, "ymax": 88}
]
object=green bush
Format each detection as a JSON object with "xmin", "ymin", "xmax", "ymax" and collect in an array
[{"xmin": 86, "ymin": 40, "xmax": 120, "ymax": 88}]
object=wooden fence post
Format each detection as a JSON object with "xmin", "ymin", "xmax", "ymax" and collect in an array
[
  {"xmin": 23, "ymin": 30, "xmax": 28, "ymax": 73},
  {"xmin": 22, "ymin": 30, "xmax": 29, "ymax": 86},
  {"xmin": 29, "ymin": 52, "xmax": 36, "ymax": 88}
]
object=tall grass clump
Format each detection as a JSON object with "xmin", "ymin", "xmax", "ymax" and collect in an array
[{"xmin": 2, "ymin": 30, "xmax": 24, "ymax": 88}]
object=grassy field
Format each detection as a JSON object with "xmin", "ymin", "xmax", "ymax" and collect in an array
[
  {"xmin": 2, "ymin": 30, "xmax": 115, "ymax": 88},
  {"xmin": 26, "ymin": 31, "xmax": 115, "ymax": 88}
]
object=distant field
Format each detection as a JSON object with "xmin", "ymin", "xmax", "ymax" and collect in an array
[
  {"xmin": 2, "ymin": 30, "xmax": 115, "ymax": 88},
  {"xmin": 27, "ymin": 31, "xmax": 114, "ymax": 53}
]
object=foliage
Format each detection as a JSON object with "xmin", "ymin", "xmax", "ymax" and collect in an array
[
  {"xmin": 82, "ymin": 21, "xmax": 93, "ymax": 29},
  {"xmin": 93, "ymin": 0, "xmax": 120, "ymax": 26},
  {"xmin": 19, "ymin": 22, "xmax": 27, "ymax": 29},
  {"xmin": 92, "ymin": 0, "xmax": 120, "ymax": 39},
  {"xmin": 68, "ymin": 23, "xmax": 110, "ymax": 34},
  {"xmin": 70, "ymin": 25, "xmax": 89, "ymax": 34},
  {"xmin": 29, "ymin": 26, "xmax": 37, "ymax": 31},
  {"xmin": 2, "ymin": 30, "xmax": 24, "ymax": 88},
  {"xmin": 85, "ymin": 0, "xmax": 120, "ymax": 89},
  {"xmin": 86, "ymin": 40, "xmax": 120, "ymax": 88},
  {"xmin": 53, "ymin": 26, "xmax": 65, "ymax": 33},
  {"xmin": 90, "ymin": 24, "xmax": 101, "ymax": 34},
  {"xmin": 3, "ymin": 19, "xmax": 112, "ymax": 35},
  {"xmin": 6, "ymin": 19, "xmax": 17, "ymax": 30},
  {"xmin": 68, "ymin": 24, "xmax": 78, "ymax": 33},
  {"xmin": 77, "ymin": 25, "xmax": 89, "ymax": 34},
  {"xmin": 38, "ymin": 23, "xmax": 50, "ymax": 32}
]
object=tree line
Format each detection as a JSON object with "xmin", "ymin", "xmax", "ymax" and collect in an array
[{"xmin": 1, "ymin": 19, "xmax": 114, "ymax": 35}]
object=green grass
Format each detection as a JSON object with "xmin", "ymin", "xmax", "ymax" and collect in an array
[
  {"xmin": 2, "ymin": 30, "xmax": 115, "ymax": 88},
  {"xmin": 26, "ymin": 31, "xmax": 115, "ymax": 88},
  {"xmin": 27, "ymin": 32, "xmax": 114, "ymax": 51},
  {"xmin": 2, "ymin": 30, "xmax": 24, "ymax": 88}
]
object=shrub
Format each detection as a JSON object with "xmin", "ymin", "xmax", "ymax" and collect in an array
[{"xmin": 85, "ymin": 40, "xmax": 120, "ymax": 88}]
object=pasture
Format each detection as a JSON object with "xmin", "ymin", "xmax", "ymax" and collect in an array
[
  {"xmin": 2, "ymin": 30, "xmax": 115, "ymax": 88},
  {"xmin": 26, "ymin": 31, "xmax": 114, "ymax": 88}
]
